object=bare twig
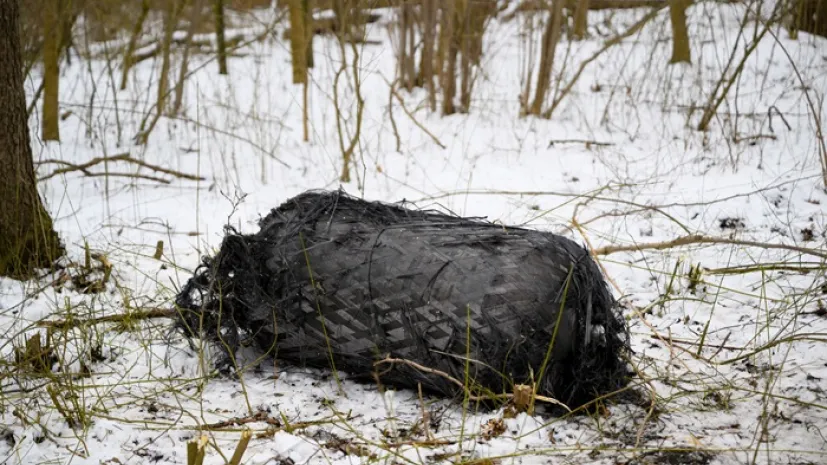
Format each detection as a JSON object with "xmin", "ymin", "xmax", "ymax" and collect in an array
[
  {"xmin": 548, "ymin": 138, "xmax": 614, "ymax": 148},
  {"xmin": 649, "ymin": 333, "xmax": 742, "ymax": 351},
  {"xmin": 37, "ymin": 153, "xmax": 206, "ymax": 182},
  {"xmin": 26, "ymin": 79, "xmax": 45, "ymax": 117},
  {"xmin": 37, "ymin": 308, "xmax": 177, "ymax": 330},
  {"xmin": 387, "ymin": 79, "xmax": 402, "ymax": 152},
  {"xmin": 704, "ymin": 263, "xmax": 827, "ymax": 275},
  {"xmin": 592, "ymin": 234, "xmax": 827, "ymax": 260},
  {"xmin": 200, "ymin": 411, "xmax": 281, "ymax": 429},
  {"xmin": 374, "ymin": 357, "xmax": 570, "ymax": 410},
  {"xmin": 384, "ymin": 77, "xmax": 446, "ymax": 149},
  {"xmin": 761, "ymin": 17, "xmax": 827, "ymax": 188}
]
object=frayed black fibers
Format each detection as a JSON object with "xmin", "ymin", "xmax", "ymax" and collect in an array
[{"xmin": 175, "ymin": 190, "xmax": 630, "ymax": 408}]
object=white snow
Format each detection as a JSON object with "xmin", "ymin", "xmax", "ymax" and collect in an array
[{"xmin": 2, "ymin": 3, "xmax": 826, "ymax": 465}]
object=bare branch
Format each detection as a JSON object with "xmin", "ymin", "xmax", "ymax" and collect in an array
[
  {"xmin": 592, "ymin": 234, "xmax": 827, "ymax": 260},
  {"xmin": 37, "ymin": 153, "xmax": 206, "ymax": 182}
]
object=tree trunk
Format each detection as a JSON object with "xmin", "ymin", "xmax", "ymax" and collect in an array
[
  {"xmin": 303, "ymin": 0, "xmax": 314, "ymax": 68},
  {"xmin": 440, "ymin": 0, "xmax": 457, "ymax": 115},
  {"xmin": 572, "ymin": 0, "xmax": 589, "ymax": 40},
  {"xmin": 173, "ymin": 0, "xmax": 204, "ymax": 115},
  {"xmin": 42, "ymin": 0, "xmax": 61, "ymax": 141},
  {"xmin": 135, "ymin": 0, "xmax": 184, "ymax": 144},
  {"xmin": 215, "ymin": 0, "xmax": 228, "ymax": 74},
  {"xmin": 458, "ymin": 0, "xmax": 472, "ymax": 111},
  {"xmin": 791, "ymin": 0, "xmax": 827, "ymax": 39},
  {"xmin": 406, "ymin": 2, "xmax": 416, "ymax": 85},
  {"xmin": 0, "ymin": 0, "xmax": 63, "ymax": 279},
  {"xmin": 668, "ymin": 0, "xmax": 691, "ymax": 64},
  {"xmin": 466, "ymin": 0, "xmax": 493, "ymax": 65},
  {"xmin": 398, "ymin": 1, "xmax": 409, "ymax": 88},
  {"xmin": 288, "ymin": 0, "xmax": 308, "ymax": 84},
  {"xmin": 333, "ymin": 0, "xmax": 350, "ymax": 41},
  {"xmin": 419, "ymin": 0, "xmax": 437, "ymax": 111},
  {"xmin": 121, "ymin": 0, "xmax": 150, "ymax": 90},
  {"xmin": 158, "ymin": 0, "xmax": 182, "ymax": 114},
  {"xmin": 398, "ymin": 1, "xmax": 416, "ymax": 90},
  {"xmin": 528, "ymin": 0, "xmax": 564, "ymax": 116}
]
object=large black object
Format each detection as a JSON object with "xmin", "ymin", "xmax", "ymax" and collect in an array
[{"xmin": 175, "ymin": 190, "xmax": 629, "ymax": 407}]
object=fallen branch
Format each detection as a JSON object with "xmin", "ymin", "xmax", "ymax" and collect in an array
[
  {"xmin": 197, "ymin": 411, "xmax": 347, "ymax": 433},
  {"xmin": 37, "ymin": 153, "xmax": 206, "ymax": 183},
  {"xmin": 131, "ymin": 34, "xmax": 247, "ymax": 65},
  {"xmin": 374, "ymin": 357, "xmax": 570, "ymax": 410},
  {"xmin": 592, "ymin": 234, "xmax": 827, "ymax": 260},
  {"xmin": 548, "ymin": 138, "xmax": 614, "ymax": 148},
  {"xmin": 286, "ymin": 13, "xmax": 381, "ymax": 37},
  {"xmin": 502, "ymin": 0, "xmax": 666, "ymax": 21},
  {"xmin": 38, "ymin": 308, "xmax": 177, "ymax": 330},
  {"xmin": 77, "ymin": 172, "xmax": 172, "ymax": 184},
  {"xmin": 199, "ymin": 411, "xmax": 281, "ymax": 430},
  {"xmin": 704, "ymin": 263, "xmax": 827, "ymax": 275},
  {"xmin": 649, "ymin": 333, "xmax": 742, "ymax": 351}
]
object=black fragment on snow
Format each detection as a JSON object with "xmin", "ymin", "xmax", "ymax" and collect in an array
[{"xmin": 175, "ymin": 190, "xmax": 630, "ymax": 408}]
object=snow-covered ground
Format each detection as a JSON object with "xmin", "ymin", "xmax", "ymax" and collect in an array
[{"xmin": 2, "ymin": 2, "xmax": 826, "ymax": 464}]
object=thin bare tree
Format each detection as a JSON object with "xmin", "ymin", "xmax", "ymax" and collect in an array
[
  {"xmin": 528, "ymin": 0, "xmax": 564, "ymax": 116},
  {"xmin": 419, "ymin": 0, "xmax": 437, "ymax": 110},
  {"xmin": 288, "ymin": 0, "xmax": 311, "ymax": 140},
  {"xmin": 121, "ymin": 0, "xmax": 151, "ymax": 90},
  {"xmin": 440, "ymin": 0, "xmax": 458, "ymax": 115},
  {"xmin": 215, "ymin": 0, "xmax": 229, "ymax": 74},
  {"xmin": 136, "ymin": 0, "xmax": 186, "ymax": 144},
  {"xmin": 173, "ymin": 0, "xmax": 206, "ymax": 114},
  {"xmin": 41, "ymin": 0, "xmax": 61, "ymax": 141}
]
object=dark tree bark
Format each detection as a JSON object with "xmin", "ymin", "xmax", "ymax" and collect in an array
[
  {"xmin": 0, "ymin": 0, "xmax": 63, "ymax": 279},
  {"xmin": 214, "ymin": 0, "xmax": 228, "ymax": 75},
  {"xmin": 791, "ymin": 0, "xmax": 827, "ymax": 39}
]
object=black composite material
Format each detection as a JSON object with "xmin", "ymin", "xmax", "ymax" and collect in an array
[{"xmin": 175, "ymin": 190, "xmax": 630, "ymax": 407}]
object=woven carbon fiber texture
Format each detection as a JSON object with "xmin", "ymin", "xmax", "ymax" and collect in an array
[{"xmin": 176, "ymin": 190, "xmax": 629, "ymax": 407}]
